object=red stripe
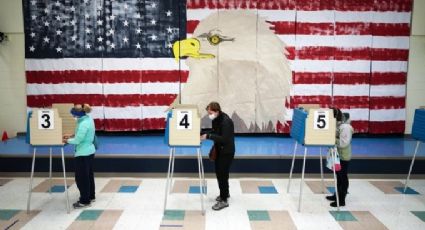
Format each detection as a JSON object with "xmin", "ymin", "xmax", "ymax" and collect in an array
[
  {"xmin": 142, "ymin": 118, "xmax": 166, "ymax": 130},
  {"xmin": 285, "ymin": 46, "xmax": 296, "ymax": 60},
  {"xmin": 374, "ymin": 0, "xmax": 412, "ymax": 12},
  {"xmin": 335, "ymin": 22, "xmax": 371, "ymax": 35},
  {"xmin": 369, "ymin": 121, "xmax": 405, "ymax": 134},
  {"xmin": 289, "ymin": 95, "xmax": 332, "ymax": 108},
  {"xmin": 296, "ymin": 22, "xmax": 334, "ymax": 35},
  {"xmin": 371, "ymin": 72, "xmax": 406, "ymax": 85},
  {"xmin": 370, "ymin": 97, "xmax": 405, "ymax": 109},
  {"xmin": 292, "ymin": 47, "xmax": 407, "ymax": 61},
  {"xmin": 335, "ymin": 0, "xmax": 374, "ymax": 11},
  {"xmin": 296, "ymin": 47, "xmax": 334, "ymax": 60},
  {"xmin": 333, "ymin": 73, "xmax": 370, "ymax": 84},
  {"xmin": 26, "ymin": 70, "xmax": 101, "ymax": 84},
  {"xmin": 27, "ymin": 94, "xmax": 104, "ymax": 107},
  {"xmin": 187, "ymin": 0, "xmax": 296, "ymax": 10},
  {"xmin": 293, "ymin": 72, "xmax": 332, "ymax": 84},
  {"xmin": 295, "ymin": 0, "xmax": 335, "ymax": 11},
  {"xmin": 351, "ymin": 120, "xmax": 369, "ymax": 133},
  {"xmin": 187, "ymin": 20, "xmax": 200, "ymax": 34},
  {"xmin": 94, "ymin": 119, "xmax": 104, "ymax": 130},
  {"xmin": 142, "ymin": 94, "xmax": 177, "ymax": 106},
  {"xmin": 372, "ymin": 23, "xmax": 410, "ymax": 36},
  {"xmin": 333, "ymin": 96, "xmax": 369, "ymax": 109},
  {"xmin": 371, "ymin": 48, "xmax": 409, "ymax": 61},
  {"xmin": 268, "ymin": 21, "xmax": 296, "ymax": 35}
]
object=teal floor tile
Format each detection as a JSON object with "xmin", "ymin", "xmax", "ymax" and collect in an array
[
  {"xmin": 411, "ymin": 211, "xmax": 425, "ymax": 222},
  {"xmin": 330, "ymin": 211, "xmax": 357, "ymax": 221},
  {"xmin": 0, "ymin": 210, "xmax": 20, "ymax": 220},
  {"xmin": 247, "ymin": 210, "xmax": 271, "ymax": 221},
  {"xmin": 394, "ymin": 187, "xmax": 420, "ymax": 195},
  {"xmin": 118, "ymin": 185, "xmax": 139, "ymax": 193},
  {"xmin": 258, "ymin": 186, "xmax": 278, "ymax": 194},
  {"xmin": 164, "ymin": 210, "xmax": 185, "ymax": 221},
  {"xmin": 49, "ymin": 185, "xmax": 70, "ymax": 193},
  {"xmin": 327, "ymin": 186, "xmax": 336, "ymax": 194},
  {"xmin": 76, "ymin": 210, "xmax": 103, "ymax": 221},
  {"xmin": 188, "ymin": 186, "xmax": 207, "ymax": 194}
]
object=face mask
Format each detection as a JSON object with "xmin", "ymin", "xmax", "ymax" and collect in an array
[{"xmin": 208, "ymin": 113, "xmax": 217, "ymax": 120}]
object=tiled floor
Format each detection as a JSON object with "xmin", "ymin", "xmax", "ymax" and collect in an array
[{"xmin": 1, "ymin": 177, "xmax": 425, "ymax": 230}]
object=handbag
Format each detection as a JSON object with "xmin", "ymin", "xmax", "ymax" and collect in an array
[
  {"xmin": 209, "ymin": 145, "xmax": 217, "ymax": 161},
  {"xmin": 326, "ymin": 147, "xmax": 341, "ymax": 172}
]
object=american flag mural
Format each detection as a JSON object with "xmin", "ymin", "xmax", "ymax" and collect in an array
[{"xmin": 24, "ymin": 0, "xmax": 412, "ymax": 133}]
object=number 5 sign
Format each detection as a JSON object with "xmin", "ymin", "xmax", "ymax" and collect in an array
[
  {"xmin": 177, "ymin": 110, "xmax": 192, "ymax": 130},
  {"xmin": 313, "ymin": 110, "xmax": 329, "ymax": 130},
  {"xmin": 38, "ymin": 110, "xmax": 55, "ymax": 129}
]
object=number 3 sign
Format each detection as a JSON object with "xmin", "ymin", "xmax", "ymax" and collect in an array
[
  {"xmin": 38, "ymin": 110, "xmax": 55, "ymax": 129},
  {"xmin": 177, "ymin": 110, "xmax": 192, "ymax": 130},
  {"xmin": 313, "ymin": 110, "xmax": 329, "ymax": 130}
]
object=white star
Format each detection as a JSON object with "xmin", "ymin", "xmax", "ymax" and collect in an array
[
  {"xmin": 110, "ymin": 43, "xmax": 115, "ymax": 49},
  {"xmin": 166, "ymin": 10, "xmax": 172, "ymax": 17},
  {"xmin": 150, "ymin": 34, "xmax": 157, "ymax": 41},
  {"xmin": 107, "ymin": 29, "xmax": 114, "ymax": 36},
  {"xmin": 29, "ymin": 46, "xmax": 35, "ymax": 52},
  {"xmin": 167, "ymin": 42, "xmax": 172, "ymax": 48},
  {"xmin": 85, "ymin": 14, "xmax": 90, "ymax": 19},
  {"xmin": 136, "ymin": 43, "xmax": 141, "ymax": 49},
  {"xmin": 56, "ymin": 30, "xmax": 62, "ymax": 35},
  {"xmin": 44, "ymin": 8, "xmax": 49, "ymax": 14},
  {"xmin": 135, "ymin": 13, "xmax": 141, "ymax": 19},
  {"xmin": 123, "ymin": 20, "xmax": 129, "ymax": 27},
  {"xmin": 71, "ymin": 35, "xmax": 77, "ymax": 41},
  {"xmin": 85, "ymin": 28, "xmax": 91, "ymax": 34},
  {"xmin": 31, "ymin": 15, "xmax": 37, "ymax": 20},
  {"xmin": 124, "ymin": 3, "xmax": 128, "ymax": 9},
  {"xmin": 84, "ymin": 0, "xmax": 89, "ymax": 4},
  {"xmin": 44, "ymin": 21, "xmax": 50, "ymax": 27},
  {"xmin": 151, "ymin": 3, "xmax": 157, "ymax": 8},
  {"xmin": 55, "ymin": 1, "xmax": 60, "ymax": 6},
  {"xmin": 70, "ymin": 6, "xmax": 75, "ymax": 12},
  {"xmin": 97, "ymin": 20, "xmax": 103, "ymax": 25},
  {"xmin": 136, "ymin": 28, "xmax": 142, "ymax": 34},
  {"xmin": 56, "ymin": 47, "xmax": 62, "ymax": 53},
  {"xmin": 166, "ymin": 26, "xmax": 173, "ymax": 34},
  {"xmin": 123, "ymin": 37, "xmax": 129, "ymax": 43},
  {"xmin": 30, "ymin": 32, "xmax": 36, "ymax": 38},
  {"xmin": 30, "ymin": 0, "xmax": 36, "ymax": 5},
  {"xmin": 55, "ymin": 15, "xmax": 61, "ymax": 21},
  {"xmin": 150, "ymin": 19, "xmax": 156, "ymax": 25},
  {"xmin": 97, "ymin": 36, "xmax": 104, "ymax": 42},
  {"xmin": 110, "ymin": 15, "xmax": 116, "ymax": 20},
  {"xmin": 43, "ymin": 36, "xmax": 50, "ymax": 43},
  {"xmin": 70, "ymin": 20, "xmax": 76, "ymax": 26},
  {"xmin": 86, "ymin": 43, "xmax": 91, "ymax": 49}
]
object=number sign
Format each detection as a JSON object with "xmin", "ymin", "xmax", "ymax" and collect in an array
[
  {"xmin": 38, "ymin": 110, "xmax": 55, "ymax": 129},
  {"xmin": 313, "ymin": 110, "xmax": 329, "ymax": 130},
  {"xmin": 177, "ymin": 110, "xmax": 193, "ymax": 130}
]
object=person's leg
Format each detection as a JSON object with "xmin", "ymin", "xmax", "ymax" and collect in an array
[
  {"xmin": 213, "ymin": 154, "xmax": 234, "ymax": 210},
  {"xmin": 88, "ymin": 154, "xmax": 95, "ymax": 201},
  {"xmin": 77, "ymin": 156, "xmax": 91, "ymax": 205},
  {"xmin": 331, "ymin": 160, "xmax": 349, "ymax": 207}
]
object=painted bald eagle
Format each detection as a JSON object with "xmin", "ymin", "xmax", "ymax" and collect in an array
[{"xmin": 172, "ymin": 11, "xmax": 292, "ymax": 132}]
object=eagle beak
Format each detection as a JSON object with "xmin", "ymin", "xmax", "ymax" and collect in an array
[{"xmin": 172, "ymin": 38, "xmax": 215, "ymax": 62}]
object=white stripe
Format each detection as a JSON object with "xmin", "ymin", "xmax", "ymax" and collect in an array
[
  {"xmin": 291, "ymin": 60, "xmax": 371, "ymax": 73},
  {"xmin": 142, "ymin": 106, "xmax": 168, "ymax": 119},
  {"xmin": 371, "ymin": 61, "xmax": 408, "ymax": 72},
  {"xmin": 25, "ymin": 58, "xmax": 188, "ymax": 71},
  {"xmin": 103, "ymin": 83, "xmax": 141, "ymax": 94},
  {"xmin": 27, "ymin": 106, "xmax": 105, "ymax": 119},
  {"xmin": 296, "ymin": 10, "xmax": 335, "ymax": 22},
  {"xmin": 293, "ymin": 84, "xmax": 332, "ymax": 96},
  {"xmin": 142, "ymin": 83, "xmax": 180, "ymax": 94},
  {"xmin": 187, "ymin": 9, "xmax": 217, "ymax": 21},
  {"xmin": 333, "ymin": 84, "xmax": 370, "ymax": 96},
  {"xmin": 340, "ymin": 108, "xmax": 369, "ymax": 121},
  {"xmin": 333, "ymin": 60, "xmax": 371, "ymax": 73},
  {"xmin": 27, "ymin": 83, "xmax": 103, "ymax": 95},
  {"xmin": 372, "ymin": 36, "xmax": 410, "ymax": 49},
  {"xmin": 278, "ymin": 35, "xmax": 296, "ymax": 46},
  {"xmin": 370, "ymin": 109, "xmax": 405, "ymax": 121},
  {"xmin": 257, "ymin": 10, "xmax": 296, "ymax": 21},
  {"xmin": 335, "ymin": 11, "xmax": 411, "ymax": 23},
  {"xmin": 334, "ymin": 35, "xmax": 372, "ymax": 47},
  {"xmin": 370, "ymin": 85, "xmax": 406, "ymax": 97},
  {"xmin": 104, "ymin": 106, "xmax": 142, "ymax": 119}
]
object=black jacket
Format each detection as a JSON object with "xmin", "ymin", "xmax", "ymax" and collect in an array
[{"xmin": 208, "ymin": 112, "xmax": 235, "ymax": 155}]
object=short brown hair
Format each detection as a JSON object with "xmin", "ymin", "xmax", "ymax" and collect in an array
[
  {"xmin": 74, "ymin": 104, "xmax": 92, "ymax": 113},
  {"xmin": 206, "ymin": 102, "xmax": 221, "ymax": 112}
]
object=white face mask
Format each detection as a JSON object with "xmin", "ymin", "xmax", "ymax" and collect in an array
[{"xmin": 208, "ymin": 113, "xmax": 217, "ymax": 120}]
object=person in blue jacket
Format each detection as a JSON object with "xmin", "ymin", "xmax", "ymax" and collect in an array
[{"xmin": 63, "ymin": 104, "xmax": 96, "ymax": 209}]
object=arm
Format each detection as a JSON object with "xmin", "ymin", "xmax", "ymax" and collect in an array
[
  {"xmin": 338, "ymin": 124, "xmax": 352, "ymax": 148},
  {"xmin": 208, "ymin": 119, "xmax": 233, "ymax": 144},
  {"xmin": 67, "ymin": 123, "xmax": 88, "ymax": 145}
]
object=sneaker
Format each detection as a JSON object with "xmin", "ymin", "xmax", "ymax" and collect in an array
[
  {"xmin": 73, "ymin": 201, "xmax": 90, "ymax": 209},
  {"xmin": 90, "ymin": 198, "xmax": 96, "ymax": 203},
  {"xmin": 326, "ymin": 194, "xmax": 336, "ymax": 201},
  {"xmin": 215, "ymin": 195, "xmax": 230, "ymax": 202},
  {"xmin": 212, "ymin": 201, "xmax": 229, "ymax": 211},
  {"xmin": 330, "ymin": 201, "xmax": 345, "ymax": 207}
]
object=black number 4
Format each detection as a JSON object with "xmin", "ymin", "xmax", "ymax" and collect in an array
[
  {"xmin": 41, "ymin": 114, "xmax": 51, "ymax": 128},
  {"xmin": 179, "ymin": 114, "xmax": 190, "ymax": 128},
  {"xmin": 317, "ymin": 114, "xmax": 326, "ymax": 129}
]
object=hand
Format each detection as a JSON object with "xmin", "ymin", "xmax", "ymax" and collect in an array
[
  {"xmin": 200, "ymin": 134, "xmax": 207, "ymax": 140},
  {"xmin": 62, "ymin": 136, "xmax": 69, "ymax": 144}
]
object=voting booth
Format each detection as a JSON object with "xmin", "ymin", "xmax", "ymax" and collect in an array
[
  {"xmin": 27, "ymin": 107, "xmax": 71, "ymax": 214},
  {"xmin": 404, "ymin": 108, "xmax": 425, "ymax": 192},
  {"xmin": 163, "ymin": 105, "xmax": 206, "ymax": 215},
  {"xmin": 288, "ymin": 107, "xmax": 339, "ymax": 211}
]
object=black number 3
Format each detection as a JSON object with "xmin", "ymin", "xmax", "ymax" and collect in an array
[
  {"xmin": 317, "ymin": 114, "xmax": 326, "ymax": 129},
  {"xmin": 41, "ymin": 114, "xmax": 51, "ymax": 128},
  {"xmin": 179, "ymin": 114, "xmax": 189, "ymax": 128}
]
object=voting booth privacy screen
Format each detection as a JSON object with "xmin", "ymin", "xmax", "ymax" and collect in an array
[{"xmin": 165, "ymin": 105, "xmax": 201, "ymax": 147}]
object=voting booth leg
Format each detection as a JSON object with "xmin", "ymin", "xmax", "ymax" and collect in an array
[
  {"xmin": 163, "ymin": 147, "xmax": 174, "ymax": 213},
  {"xmin": 331, "ymin": 148, "xmax": 340, "ymax": 211},
  {"xmin": 319, "ymin": 148, "xmax": 325, "ymax": 194},
  {"xmin": 404, "ymin": 141, "xmax": 421, "ymax": 193},
  {"xmin": 169, "ymin": 148, "xmax": 176, "ymax": 194},
  {"xmin": 287, "ymin": 141, "xmax": 298, "ymax": 193},
  {"xmin": 60, "ymin": 147, "xmax": 70, "ymax": 213},
  {"xmin": 27, "ymin": 147, "xmax": 37, "ymax": 214},
  {"xmin": 196, "ymin": 148, "xmax": 206, "ymax": 215},
  {"xmin": 197, "ymin": 148, "xmax": 207, "ymax": 194},
  {"xmin": 298, "ymin": 146, "xmax": 308, "ymax": 212},
  {"xmin": 49, "ymin": 147, "xmax": 52, "ymax": 194}
]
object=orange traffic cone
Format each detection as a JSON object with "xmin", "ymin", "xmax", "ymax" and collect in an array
[{"xmin": 2, "ymin": 131, "xmax": 8, "ymax": 141}]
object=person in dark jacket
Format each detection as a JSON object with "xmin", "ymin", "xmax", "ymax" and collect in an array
[{"xmin": 201, "ymin": 102, "xmax": 235, "ymax": 211}]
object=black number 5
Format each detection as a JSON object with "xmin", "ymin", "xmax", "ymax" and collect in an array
[
  {"xmin": 179, "ymin": 114, "xmax": 189, "ymax": 128},
  {"xmin": 317, "ymin": 114, "xmax": 326, "ymax": 129},
  {"xmin": 41, "ymin": 114, "xmax": 51, "ymax": 128}
]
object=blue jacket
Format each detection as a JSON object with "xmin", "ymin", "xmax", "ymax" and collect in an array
[{"xmin": 67, "ymin": 115, "xmax": 95, "ymax": 157}]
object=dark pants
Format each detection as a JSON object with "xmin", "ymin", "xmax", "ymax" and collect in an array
[
  {"xmin": 215, "ymin": 153, "xmax": 234, "ymax": 202},
  {"xmin": 336, "ymin": 160, "xmax": 349, "ymax": 202},
  {"xmin": 74, "ymin": 154, "xmax": 95, "ymax": 204}
]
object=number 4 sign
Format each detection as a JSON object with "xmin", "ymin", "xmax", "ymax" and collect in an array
[
  {"xmin": 38, "ymin": 110, "xmax": 55, "ymax": 129},
  {"xmin": 177, "ymin": 110, "xmax": 192, "ymax": 130},
  {"xmin": 314, "ymin": 110, "xmax": 329, "ymax": 130}
]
